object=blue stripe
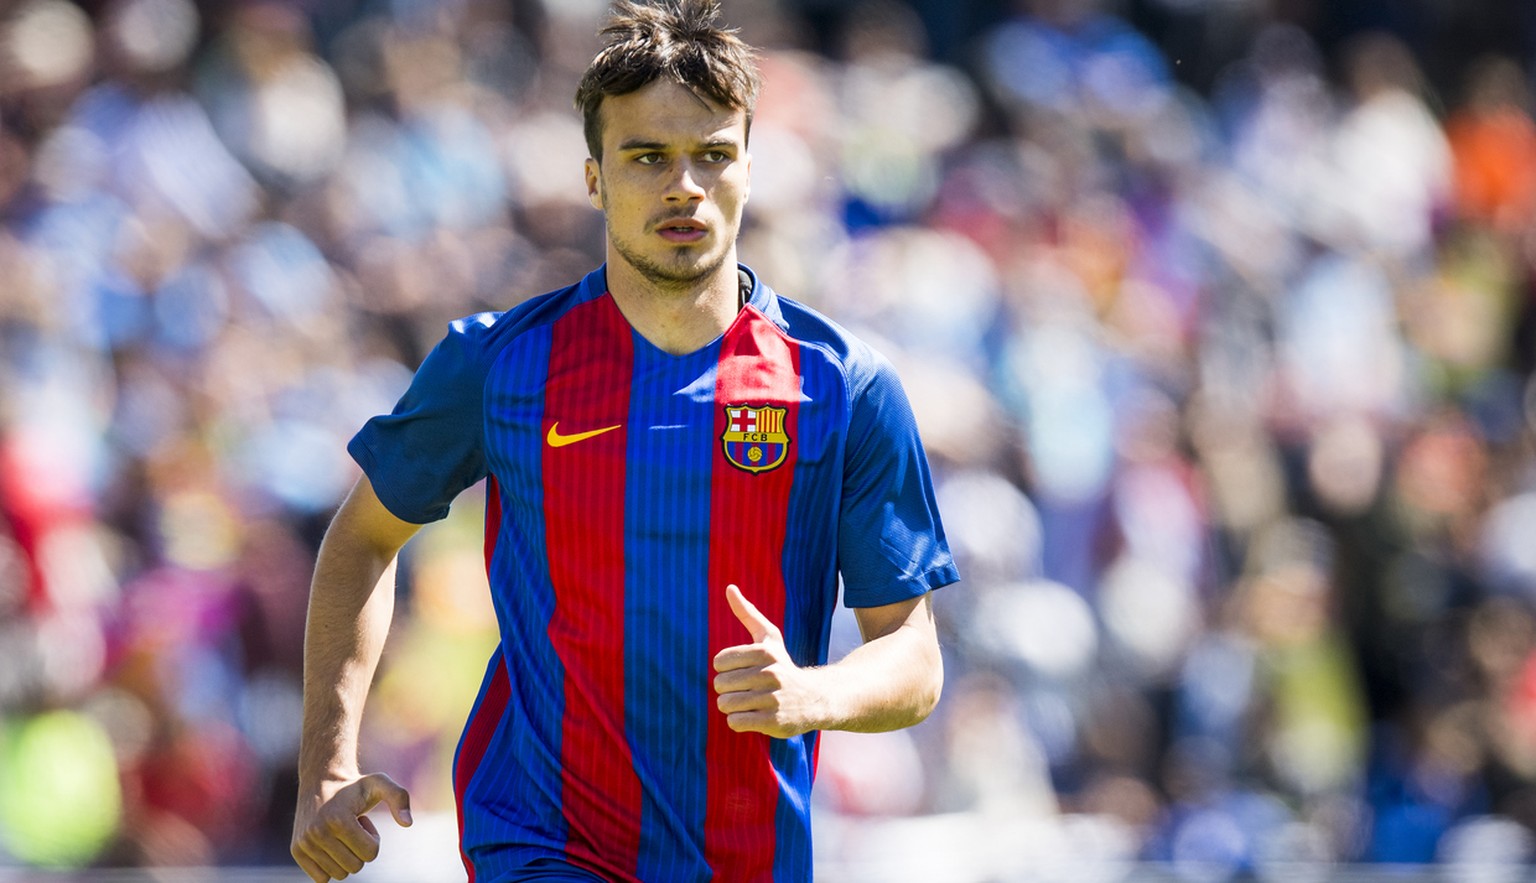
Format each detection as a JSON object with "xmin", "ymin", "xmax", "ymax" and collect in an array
[
  {"xmin": 452, "ymin": 644, "xmax": 505, "ymax": 869},
  {"xmin": 469, "ymin": 321, "xmax": 570, "ymax": 873},
  {"xmin": 625, "ymin": 340, "xmax": 720, "ymax": 882},
  {"xmin": 774, "ymin": 344, "xmax": 846, "ymax": 880},
  {"xmin": 770, "ymin": 736, "xmax": 813, "ymax": 882},
  {"xmin": 781, "ymin": 346, "xmax": 843, "ymax": 669}
]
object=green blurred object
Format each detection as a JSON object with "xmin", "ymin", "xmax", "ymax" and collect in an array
[{"xmin": 0, "ymin": 709, "xmax": 122, "ymax": 867}]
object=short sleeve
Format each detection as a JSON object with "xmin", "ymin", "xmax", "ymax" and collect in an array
[
  {"xmin": 837, "ymin": 356, "xmax": 959, "ymax": 608},
  {"xmin": 347, "ymin": 314, "xmax": 498, "ymax": 524}
]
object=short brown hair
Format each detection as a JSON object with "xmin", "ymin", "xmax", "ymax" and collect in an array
[{"xmin": 575, "ymin": 0, "xmax": 761, "ymax": 161}]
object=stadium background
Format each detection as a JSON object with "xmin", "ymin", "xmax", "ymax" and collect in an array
[{"xmin": 7, "ymin": 0, "xmax": 1536, "ymax": 879}]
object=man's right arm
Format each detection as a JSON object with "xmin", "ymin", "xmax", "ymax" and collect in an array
[{"xmin": 291, "ymin": 476, "xmax": 422, "ymax": 882}]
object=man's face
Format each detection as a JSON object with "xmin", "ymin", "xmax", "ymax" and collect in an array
[{"xmin": 585, "ymin": 79, "xmax": 751, "ymax": 292}]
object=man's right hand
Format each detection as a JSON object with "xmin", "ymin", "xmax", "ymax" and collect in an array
[{"xmin": 291, "ymin": 773, "xmax": 413, "ymax": 882}]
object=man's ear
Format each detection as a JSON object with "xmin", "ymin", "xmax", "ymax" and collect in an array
[{"xmin": 584, "ymin": 157, "xmax": 603, "ymax": 210}]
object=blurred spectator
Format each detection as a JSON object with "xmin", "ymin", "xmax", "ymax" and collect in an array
[{"xmin": 1445, "ymin": 54, "xmax": 1536, "ymax": 236}]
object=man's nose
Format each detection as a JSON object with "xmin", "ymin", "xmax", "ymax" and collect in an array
[{"xmin": 665, "ymin": 160, "xmax": 706, "ymax": 202}]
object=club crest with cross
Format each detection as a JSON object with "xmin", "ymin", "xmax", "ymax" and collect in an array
[{"xmin": 721, "ymin": 404, "xmax": 791, "ymax": 474}]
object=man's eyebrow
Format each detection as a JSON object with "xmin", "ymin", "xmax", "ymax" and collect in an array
[
  {"xmin": 615, "ymin": 136, "xmax": 741, "ymax": 152},
  {"xmin": 617, "ymin": 139, "xmax": 668, "ymax": 152}
]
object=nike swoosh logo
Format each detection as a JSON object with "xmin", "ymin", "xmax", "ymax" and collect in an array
[{"xmin": 546, "ymin": 422, "xmax": 622, "ymax": 447}]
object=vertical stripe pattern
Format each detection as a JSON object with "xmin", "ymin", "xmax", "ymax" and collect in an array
[
  {"xmin": 761, "ymin": 332, "xmax": 848, "ymax": 879},
  {"xmin": 624, "ymin": 343, "xmax": 717, "ymax": 881},
  {"xmin": 705, "ymin": 307, "xmax": 802, "ymax": 879},
  {"xmin": 541, "ymin": 295, "xmax": 642, "ymax": 880},
  {"xmin": 377, "ymin": 269, "xmax": 950, "ymax": 880},
  {"xmin": 454, "ymin": 653, "xmax": 510, "ymax": 879},
  {"xmin": 455, "ymin": 477, "xmax": 510, "ymax": 880},
  {"xmin": 474, "ymin": 320, "xmax": 570, "ymax": 874},
  {"xmin": 774, "ymin": 349, "xmax": 846, "ymax": 874}
]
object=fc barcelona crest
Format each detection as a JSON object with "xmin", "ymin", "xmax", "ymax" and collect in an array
[{"xmin": 721, "ymin": 404, "xmax": 791, "ymax": 474}]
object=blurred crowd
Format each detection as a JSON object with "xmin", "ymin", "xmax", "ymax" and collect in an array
[{"xmin": 6, "ymin": 0, "xmax": 1536, "ymax": 876}]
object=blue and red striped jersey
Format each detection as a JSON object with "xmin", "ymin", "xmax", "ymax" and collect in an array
[{"xmin": 349, "ymin": 265, "xmax": 957, "ymax": 882}]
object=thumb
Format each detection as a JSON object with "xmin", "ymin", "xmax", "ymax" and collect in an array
[
  {"xmin": 726, "ymin": 584, "xmax": 777, "ymax": 642},
  {"xmin": 360, "ymin": 772, "xmax": 413, "ymax": 827}
]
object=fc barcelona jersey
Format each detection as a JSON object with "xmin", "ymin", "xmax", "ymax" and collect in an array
[{"xmin": 348, "ymin": 265, "xmax": 957, "ymax": 882}]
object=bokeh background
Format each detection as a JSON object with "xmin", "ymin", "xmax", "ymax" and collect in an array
[{"xmin": 6, "ymin": 0, "xmax": 1536, "ymax": 879}]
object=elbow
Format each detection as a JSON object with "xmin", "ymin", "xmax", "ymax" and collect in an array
[{"xmin": 910, "ymin": 645, "xmax": 944, "ymax": 725}]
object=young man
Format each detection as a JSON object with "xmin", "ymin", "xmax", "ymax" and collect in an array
[{"xmin": 290, "ymin": 1, "xmax": 957, "ymax": 880}]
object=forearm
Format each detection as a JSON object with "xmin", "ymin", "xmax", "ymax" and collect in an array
[
  {"xmin": 296, "ymin": 535, "xmax": 400, "ymax": 790},
  {"xmin": 809, "ymin": 619, "xmax": 943, "ymax": 733}
]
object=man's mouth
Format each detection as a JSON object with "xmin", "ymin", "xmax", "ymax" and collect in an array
[{"xmin": 657, "ymin": 219, "xmax": 707, "ymax": 241}]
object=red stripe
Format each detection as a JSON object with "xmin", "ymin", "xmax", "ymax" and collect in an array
[
  {"xmin": 454, "ymin": 662, "xmax": 508, "ymax": 880},
  {"xmin": 456, "ymin": 476, "xmax": 509, "ymax": 881},
  {"xmin": 542, "ymin": 295, "xmax": 642, "ymax": 880},
  {"xmin": 482, "ymin": 475, "xmax": 502, "ymax": 568},
  {"xmin": 706, "ymin": 308, "xmax": 800, "ymax": 878}
]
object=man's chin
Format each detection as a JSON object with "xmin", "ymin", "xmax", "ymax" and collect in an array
[{"xmin": 618, "ymin": 247, "xmax": 730, "ymax": 290}]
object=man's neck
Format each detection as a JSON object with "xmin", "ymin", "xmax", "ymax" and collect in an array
[{"xmin": 604, "ymin": 255, "xmax": 743, "ymax": 356}]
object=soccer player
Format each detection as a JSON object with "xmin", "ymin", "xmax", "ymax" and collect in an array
[{"xmin": 290, "ymin": 1, "xmax": 958, "ymax": 880}]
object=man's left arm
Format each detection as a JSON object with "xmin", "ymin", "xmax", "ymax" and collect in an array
[{"xmin": 712, "ymin": 584, "xmax": 942, "ymax": 738}]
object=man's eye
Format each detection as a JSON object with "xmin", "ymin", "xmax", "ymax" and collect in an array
[
  {"xmin": 636, "ymin": 153, "xmax": 664, "ymax": 165},
  {"xmin": 703, "ymin": 150, "xmax": 729, "ymax": 163}
]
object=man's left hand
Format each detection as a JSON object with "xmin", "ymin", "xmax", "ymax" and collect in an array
[{"xmin": 711, "ymin": 584, "xmax": 826, "ymax": 739}]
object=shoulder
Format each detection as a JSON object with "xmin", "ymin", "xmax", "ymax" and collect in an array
[
  {"xmin": 753, "ymin": 280, "xmax": 919, "ymax": 442},
  {"xmin": 433, "ymin": 273, "xmax": 598, "ymax": 368},
  {"xmin": 765, "ymin": 287, "xmax": 895, "ymax": 400}
]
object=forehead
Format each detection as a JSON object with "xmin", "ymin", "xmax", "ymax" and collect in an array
[{"xmin": 598, "ymin": 78, "xmax": 747, "ymax": 148}]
